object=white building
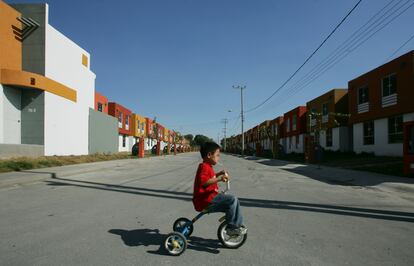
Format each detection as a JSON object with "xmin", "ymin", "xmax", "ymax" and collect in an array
[
  {"xmin": 0, "ymin": 3, "xmax": 96, "ymax": 157},
  {"xmin": 348, "ymin": 51, "xmax": 414, "ymax": 157}
]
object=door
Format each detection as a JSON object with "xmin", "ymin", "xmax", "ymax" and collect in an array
[{"xmin": 3, "ymin": 87, "xmax": 21, "ymax": 144}]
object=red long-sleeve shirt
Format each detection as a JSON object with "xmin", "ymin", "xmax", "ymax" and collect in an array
[{"xmin": 192, "ymin": 162, "xmax": 219, "ymax": 211}]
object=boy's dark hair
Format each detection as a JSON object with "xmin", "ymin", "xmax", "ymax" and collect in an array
[{"xmin": 200, "ymin": 142, "xmax": 221, "ymax": 158}]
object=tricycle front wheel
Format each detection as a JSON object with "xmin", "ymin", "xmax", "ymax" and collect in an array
[{"xmin": 173, "ymin": 217, "xmax": 194, "ymax": 236}]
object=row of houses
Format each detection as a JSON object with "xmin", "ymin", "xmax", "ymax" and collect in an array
[
  {"xmin": 94, "ymin": 91, "xmax": 189, "ymax": 155},
  {"xmin": 225, "ymin": 50, "xmax": 414, "ymax": 174},
  {"xmin": 0, "ymin": 1, "xmax": 189, "ymax": 158}
]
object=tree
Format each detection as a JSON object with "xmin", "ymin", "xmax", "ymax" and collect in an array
[
  {"xmin": 193, "ymin": 134, "xmax": 213, "ymax": 147},
  {"xmin": 184, "ymin": 134, "xmax": 194, "ymax": 142}
]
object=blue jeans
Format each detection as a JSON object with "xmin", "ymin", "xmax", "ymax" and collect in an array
[{"xmin": 208, "ymin": 193, "xmax": 243, "ymax": 229}]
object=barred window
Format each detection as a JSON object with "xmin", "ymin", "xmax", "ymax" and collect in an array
[
  {"xmin": 292, "ymin": 116, "xmax": 297, "ymax": 131},
  {"xmin": 388, "ymin": 115, "xmax": 403, "ymax": 143},
  {"xmin": 326, "ymin": 128, "xmax": 333, "ymax": 147},
  {"xmin": 382, "ymin": 74, "xmax": 397, "ymax": 97},
  {"xmin": 363, "ymin": 121, "xmax": 374, "ymax": 145},
  {"xmin": 358, "ymin": 86, "xmax": 369, "ymax": 104},
  {"xmin": 322, "ymin": 103, "xmax": 328, "ymax": 116}
]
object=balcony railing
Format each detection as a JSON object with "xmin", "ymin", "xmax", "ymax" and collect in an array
[
  {"xmin": 357, "ymin": 102, "xmax": 369, "ymax": 114},
  {"xmin": 382, "ymin": 93, "xmax": 397, "ymax": 108}
]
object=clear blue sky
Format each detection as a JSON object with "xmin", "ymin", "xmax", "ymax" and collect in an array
[{"xmin": 8, "ymin": 0, "xmax": 414, "ymax": 140}]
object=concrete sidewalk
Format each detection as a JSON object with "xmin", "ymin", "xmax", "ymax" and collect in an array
[
  {"xmin": 0, "ymin": 153, "xmax": 196, "ymax": 189},
  {"xmin": 230, "ymin": 154, "xmax": 414, "ymax": 197}
]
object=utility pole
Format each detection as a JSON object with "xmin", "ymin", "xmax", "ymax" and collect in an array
[
  {"xmin": 233, "ymin": 85, "xmax": 246, "ymax": 155},
  {"xmin": 221, "ymin": 118, "xmax": 228, "ymax": 151}
]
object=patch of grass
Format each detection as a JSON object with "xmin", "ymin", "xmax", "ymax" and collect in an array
[{"xmin": 0, "ymin": 152, "xmax": 181, "ymax": 173}]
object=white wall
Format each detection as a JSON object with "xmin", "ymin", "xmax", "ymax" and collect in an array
[
  {"xmin": 404, "ymin": 113, "xmax": 414, "ymax": 123},
  {"xmin": 285, "ymin": 134, "xmax": 305, "ymax": 154},
  {"xmin": 260, "ymin": 138, "xmax": 271, "ymax": 150},
  {"xmin": 319, "ymin": 128, "xmax": 341, "ymax": 151},
  {"xmin": 2, "ymin": 86, "xmax": 21, "ymax": 144},
  {"xmin": 145, "ymin": 138, "xmax": 156, "ymax": 151},
  {"xmin": 44, "ymin": 25, "xmax": 96, "ymax": 155},
  {"xmin": 353, "ymin": 118, "xmax": 402, "ymax": 156},
  {"xmin": 0, "ymin": 85, "xmax": 4, "ymax": 143},
  {"xmin": 118, "ymin": 134, "xmax": 132, "ymax": 152}
]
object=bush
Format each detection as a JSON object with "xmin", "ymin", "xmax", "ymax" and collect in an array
[{"xmin": 262, "ymin": 149, "xmax": 273, "ymax": 159}]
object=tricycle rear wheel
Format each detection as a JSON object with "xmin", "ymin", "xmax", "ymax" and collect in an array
[
  {"xmin": 217, "ymin": 221, "xmax": 247, "ymax": 249},
  {"xmin": 164, "ymin": 232, "xmax": 187, "ymax": 256}
]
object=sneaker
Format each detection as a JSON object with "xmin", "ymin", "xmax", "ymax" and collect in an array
[{"xmin": 226, "ymin": 226, "xmax": 248, "ymax": 236}]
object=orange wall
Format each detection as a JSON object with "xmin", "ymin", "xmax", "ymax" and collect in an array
[
  {"xmin": 0, "ymin": 68, "xmax": 77, "ymax": 101},
  {"xmin": 0, "ymin": 0, "xmax": 22, "ymax": 70},
  {"xmin": 94, "ymin": 91, "xmax": 108, "ymax": 114},
  {"xmin": 306, "ymin": 89, "xmax": 348, "ymax": 130},
  {"xmin": 131, "ymin": 114, "xmax": 146, "ymax": 137},
  {"xmin": 348, "ymin": 51, "xmax": 414, "ymax": 124}
]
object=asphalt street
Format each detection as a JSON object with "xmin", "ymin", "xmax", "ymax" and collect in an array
[{"xmin": 0, "ymin": 152, "xmax": 413, "ymax": 266}]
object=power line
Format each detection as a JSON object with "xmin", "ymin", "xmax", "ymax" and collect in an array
[
  {"xmin": 385, "ymin": 32, "xmax": 414, "ymax": 61},
  {"xmin": 281, "ymin": 0, "xmax": 413, "ymax": 99},
  {"xmin": 244, "ymin": 0, "xmax": 363, "ymax": 113},
  {"xmin": 228, "ymin": 115, "xmax": 241, "ymax": 135},
  {"xmin": 258, "ymin": 0, "xmax": 414, "ymax": 115},
  {"xmin": 285, "ymin": 0, "xmax": 404, "ymax": 94}
]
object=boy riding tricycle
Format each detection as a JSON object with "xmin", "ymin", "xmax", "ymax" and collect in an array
[{"xmin": 164, "ymin": 142, "xmax": 247, "ymax": 255}]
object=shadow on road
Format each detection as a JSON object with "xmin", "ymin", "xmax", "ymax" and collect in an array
[
  {"xmin": 45, "ymin": 177, "xmax": 414, "ymax": 223},
  {"xmin": 108, "ymin": 228, "xmax": 220, "ymax": 255},
  {"xmin": 243, "ymin": 156, "xmax": 414, "ymax": 187}
]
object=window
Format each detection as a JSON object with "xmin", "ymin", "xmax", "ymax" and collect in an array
[
  {"xmin": 363, "ymin": 121, "xmax": 374, "ymax": 145},
  {"xmin": 322, "ymin": 103, "xmax": 328, "ymax": 116},
  {"xmin": 122, "ymin": 135, "xmax": 126, "ymax": 147},
  {"xmin": 311, "ymin": 108, "xmax": 317, "ymax": 116},
  {"xmin": 388, "ymin": 115, "xmax": 403, "ymax": 143},
  {"xmin": 310, "ymin": 108, "xmax": 317, "ymax": 128},
  {"xmin": 326, "ymin": 128, "xmax": 333, "ymax": 147},
  {"xmin": 295, "ymin": 135, "xmax": 299, "ymax": 148},
  {"xmin": 286, "ymin": 118, "xmax": 290, "ymax": 132},
  {"xmin": 97, "ymin": 103, "xmax": 103, "ymax": 112},
  {"xmin": 142, "ymin": 123, "xmax": 145, "ymax": 131},
  {"xmin": 292, "ymin": 116, "xmax": 297, "ymax": 131},
  {"xmin": 82, "ymin": 54, "xmax": 88, "ymax": 67},
  {"xmin": 125, "ymin": 116, "xmax": 129, "ymax": 126},
  {"xmin": 358, "ymin": 86, "xmax": 369, "ymax": 104},
  {"xmin": 409, "ymin": 126, "xmax": 414, "ymax": 155},
  {"xmin": 118, "ymin": 112, "xmax": 123, "ymax": 123},
  {"xmin": 382, "ymin": 74, "xmax": 397, "ymax": 97},
  {"xmin": 322, "ymin": 103, "xmax": 329, "ymax": 123},
  {"xmin": 137, "ymin": 121, "xmax": 140, "ymax": 131}
]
